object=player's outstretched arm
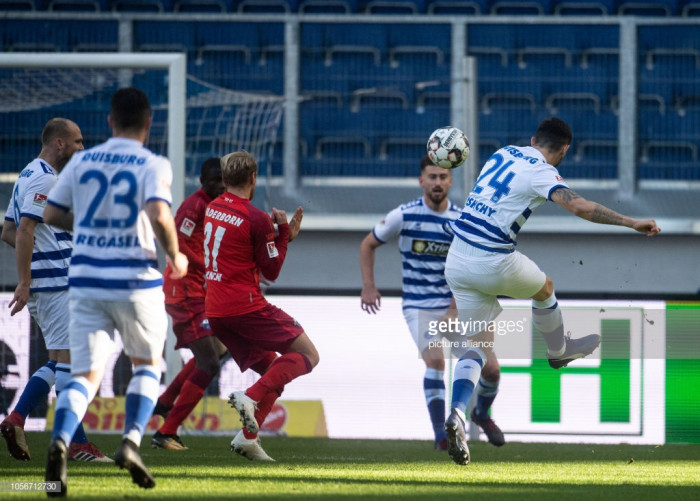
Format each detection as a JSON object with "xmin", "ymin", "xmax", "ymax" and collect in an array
[
  {"xmin": 145, "ymin": 200, "xmax": 188, "ymax": 279},
  {"xmin": 360, "ymin": 232, "xmax": 383, "ymax": 314},
  {"xmin": 551, "ymin": 187, "xmax": 661, "ymax": 236}
]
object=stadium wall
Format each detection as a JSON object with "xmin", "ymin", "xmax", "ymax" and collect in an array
[
  {"xmin": 264, "ymin": 229, "xmax": 700, "ymax": 297},
  {"xmin": 1, "ymin": 294, "xmax": 698, "ymax": 444}
]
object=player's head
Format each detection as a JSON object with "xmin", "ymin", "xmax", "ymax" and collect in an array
[
  {"xmin": 200, "ymin": 157, "xmax": 225, "ymax": 199},
  {"xmin": 40, "ymin": 118, "xmax": 84, "ymax": 170},
  {"xmin": 532, "ymin": 117, "xmax": 572, "ymax": 167},
  {"xmin": 109, "ymin": 87, "xmax": 152, "ymax": 137},
  {"xmin": 419, "ymin": 155, "xmax": 452, "ymax": 209},
  {"xmin": 221, "ymin": 151, "xmax": 258, "ymax": 200}
]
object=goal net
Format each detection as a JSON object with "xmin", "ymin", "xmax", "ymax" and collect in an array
[
  {"xmin": 0, "ymin": 54, "xmax": 284, "ymax": 434},
  {"xmin": 149, "ymin": 75, "xmax": 284, "ymax": 209}
]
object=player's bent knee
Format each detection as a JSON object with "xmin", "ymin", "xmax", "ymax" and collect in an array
[
  {"xmin": 196, "ymin": 358, "xmax": 220, "ymax": 377},
  {"xmin": 481, "ymin": 359, "xmax": 501, "ymax": 381},
  {"xmin": 531, "ymin": 276, "xmax": 554, "ymax": 301}
]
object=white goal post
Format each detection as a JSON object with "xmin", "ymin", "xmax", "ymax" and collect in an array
[{"xmin": 0, "ymin": 52, "xmax": 186, "ymax": 210}]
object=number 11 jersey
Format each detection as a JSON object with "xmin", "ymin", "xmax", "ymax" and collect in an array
[{"xmin": 47, "ymin": 137, "xmax": 173, "ymax": 300}]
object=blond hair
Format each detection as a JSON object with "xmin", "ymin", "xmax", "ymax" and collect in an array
[{"xmin": 221, "ymin": 151, "xmax": 257, "ymax": 187}]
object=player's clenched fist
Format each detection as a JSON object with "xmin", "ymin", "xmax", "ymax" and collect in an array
[{"xmin": 168, "ymin": 252, "xmax": 189, "ymax": 279}]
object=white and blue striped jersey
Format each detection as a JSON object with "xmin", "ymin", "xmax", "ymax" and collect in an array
[
  {"xmin": 373, "ymin": 197, "xmax": 461, "ymax": 311},
  {"xmin": 5, "ymin": 159, "xmax": 72, "ymax": 293},
  {"xmin": 47, "ymin": 137, "xmax": 173, "ymax": 300},
  {"xmin": 451, "ymin": 145, "xmax": 569, "ymax": 253}
]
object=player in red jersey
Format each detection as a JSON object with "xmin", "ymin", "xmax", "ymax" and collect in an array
[
  {"xmin": 150, "ymin": 158, "xmax": 226, "ymax": 450},
  {"xmin": 205, "ymin": 151, "xmax": 318, "ymax": 461}
]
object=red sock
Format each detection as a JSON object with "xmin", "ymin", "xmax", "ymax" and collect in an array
[
  {"xmin": 158, "ymin": 358, "xmax": 196, "ymax": 408},
  {"xmin": 245, "ymin": 352, "xmax": 312, "ymax": 403},
  {"xmin": 7, "ymin": 410, "xmax": 25, "ymax": 428},
  {"xmin": 159, "ymin": 368, "xmax": 212, "ymax": 435},
  {"xmin": 242, "ymin": 392, "xmax": 278, "ymax": 440}
]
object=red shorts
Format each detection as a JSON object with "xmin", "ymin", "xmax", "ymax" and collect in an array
[
  {"xmin": 208, "ymin": 302, "xmax": 304, "ymax": 373},
  {"xmin": 166, "ymin": 297, "xmax": 213, "ymax": 350}
]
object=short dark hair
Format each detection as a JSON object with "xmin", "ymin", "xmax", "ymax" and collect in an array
[
  {"xmin": 420, "ymin": 155, "xmax": 435, "ymax": 171},
  {"xmin": 200, "ymin": 157, "xmax": 221, "ymax": 182},
  {"xmin": 110, "ymin": 87, "xmax": 151, "ymax": 132},
  {"xmin": 533, "ymin": 117, "xmax": 572, "ymax": 152},
  {"xmin": 41, "ymin": 118, "xmax": 73, "ymax": 146},
  {"xmin": 221, "ymin": 151, "xmax": 257, "ymax": 187}
]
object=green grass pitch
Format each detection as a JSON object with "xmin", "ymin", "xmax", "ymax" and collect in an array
[{"xmin": 1, "ymin": 432, "xmax": 698, "ymax": 500}]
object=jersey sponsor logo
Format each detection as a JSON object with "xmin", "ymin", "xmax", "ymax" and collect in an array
[
  {"xmin": 32, "ymin": 193, "xmax": 48, "ymax": 207},
  {"xmin": 205, "ymin": 207, "xmax": 244, "ymax": 227},
  {"xmin": 266, "ymin": 241, "xmax": 279, "ymax": 258},
  {"xmin": 556, "ymin": 175, "xmax": 564, "ymax": 181},
  {"xmin": 19, "ymin": 169, "xmax": 34, "ymax": 179},
  {"xmin": 412, "ymin": 239, "xmax": 450, "ymax": 256},
  {"xmin": 180, "ymin": 217, "xmax": 196, "ymax": 237},
  {"xmin": 205, "ymin": 270, "xmax": 222, "ymax": 282}
]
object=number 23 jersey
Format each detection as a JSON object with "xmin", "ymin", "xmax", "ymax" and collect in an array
[
  {"xmin": 47, "ymin": 137, "xmax": 173, "ymax": 300},
  {"xmin": 451, "ymin": 145, "xmax": 569, "ymax": 253}
]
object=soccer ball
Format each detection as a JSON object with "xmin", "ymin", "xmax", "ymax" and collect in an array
[{"xmin": 426, "ymin": 126, "xmax": 470, "ymax": 169}]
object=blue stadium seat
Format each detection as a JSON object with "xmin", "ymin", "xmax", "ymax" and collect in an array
[
  {"xmin": 110, "ymin": 0, "xmax": 169, "ymax": 11},
  {"xmin": 237, "ymin": 0, "xmax": 296, "ymax": 13},
  {"xmin": 427, "ymin": 0, "xmax": 483, "ymax": 15},
  {"xmin": 194, "ymin": 21, "xmax": 260, "ymax": 50},
  {"xmin": 617, "ymin": 1, "xmax": 675, "ymax": 16},
  {"xmin": 133, "ymin": 20, "xmax": 195, "ymax": 54},
  {"xmin": 387, "ymin": 24, "xmax": 450, "ymax": 73},
  {"xmin": 320, "ymin": 24, "xmax": 388, "ymax": 71},
  {"xmin": 299, "ymin": 0, "xmax": 355, "ymax": 13},
  {"xmin": 363, "ymin": 0, "xmax": 425, "ymax": 14},
  {"xmin": 67, "ymin": 20, "xmax": 119, "ymax": 51},
  {"xmin": 553, "ymin": 1, "xmax": 611, "ymax": 15},
  {"xmin": 0, "ymin": 0, "xmax": 35, "ymax": 10},
  {"xmin": 174, "ymin": 0, "xmax": 228, "ymax": 11},
  {"xmin": 350, "ymin": 87, "xmax": 410, "ymax": 112},
  {"xmin": 481, "ymin": 92, "xmax": 539, "ymax": 114},
  {"xmin": 48, "ymin": 0, "xmax": 103, "ymax": 10},
  {"xmin": 2, "ymin": 19, "xmax": 70, "ymax": 51},
  {"xmin": 490, "ymin": 1, "xmax": 549, "ymax": 15},
  {"xmin": 682, "ymin": 2, "xmax": 700, "ymax": 16}
]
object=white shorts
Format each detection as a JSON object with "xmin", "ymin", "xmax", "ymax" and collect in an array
[
  {"xmin": 27, "ymin": 290, "xmax": 70, "ymax": 350},
  {"xmin": 403, "ymin": 307, "xmax": 449, "ymax": 354},
  {"xmin": 445, "ymin": 238, "xmax": 546, "ymax": 330},
  {"xmin": 68, "ymin": 289, "xmax": 168, "ymax": 374}
]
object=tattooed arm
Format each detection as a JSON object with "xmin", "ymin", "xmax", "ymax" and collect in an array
[{"xmin": 550, "ymin": 188, "xmax": 661, "ymax": 236}]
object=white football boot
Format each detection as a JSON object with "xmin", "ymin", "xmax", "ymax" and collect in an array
[
  {"xmin": 227, "ymin": 391, "xmax": 259, "ymax": 434},
  {"xmin": 230, "ymin": 431, "xmax": 274, "ymax": 461}
]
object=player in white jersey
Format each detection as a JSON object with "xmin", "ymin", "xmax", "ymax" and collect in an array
[
  {"xmin": 360, "ymin": 156, "xmax": 505, "ymax": 450},
  {"xmin": 442, "ymin": 117, "xmax": 661, "ymax": 466},
  {"xmin": 42, "ymin": 88, "xmax": 188, "ymax": 497},
  {"xmin": 0, "ymin": 118, "xmax": 110, "ymax": 463}
]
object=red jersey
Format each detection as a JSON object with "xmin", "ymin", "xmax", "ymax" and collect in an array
[
  {"xmin": 204, "ymin": 193, "xmax": 289, "ymax": 317},
  {"xmin": 163, "ymin": 189, "xmax": 213, "ymax": 303}
]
